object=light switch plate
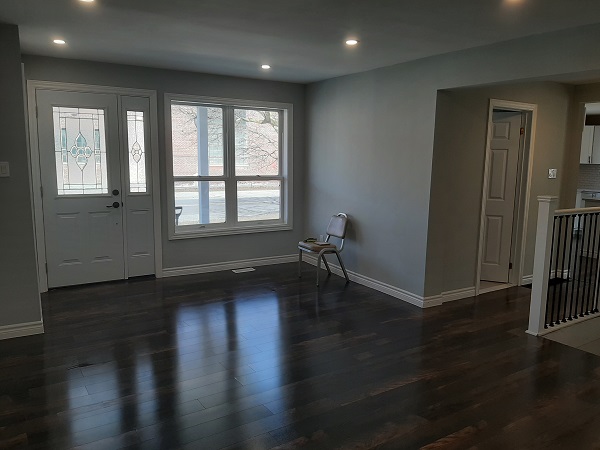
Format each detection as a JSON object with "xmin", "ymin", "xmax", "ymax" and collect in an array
[
  {"xmin": 0, "ymin": 162, "xmax": 9, "ymax": 177},
  {"xmin": 548, "ymin": 168, "xmax": 557, "ymax": 179}
]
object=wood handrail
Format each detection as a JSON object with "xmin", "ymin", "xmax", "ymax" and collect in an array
[{"xmin": 555, "ymin": 206, "xmax": 600, "ymax": 215}]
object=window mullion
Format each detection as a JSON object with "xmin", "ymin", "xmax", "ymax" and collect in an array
[
  {"xmin": 278, "ymin": 110, "xmax": 283, "ymax": 177},
  {"xmin": 173, "ymin": 176, "xmax": 227, "ymax": 182},
  {"xmin": 280, "ymin": 110, "xmax": 285, "ymax": 221},
  {"xmin": 224, "ymin": 106, "xmax": 238, "ymax": 226},
  {"xmin": 234, "ymin": 176, "xmax": 283, "ymax": 182}
]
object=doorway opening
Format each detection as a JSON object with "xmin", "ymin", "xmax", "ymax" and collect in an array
[
  {"xmin": 27, "ymin": 82, "xmax": 162, "ymax": 291},
  {"xmin": 476, "ymin": 99, "xmax": 537, "ymax": 295}
]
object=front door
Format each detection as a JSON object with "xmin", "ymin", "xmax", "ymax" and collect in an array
[
  {"xmin": 480, "ymin": 110, "xmax": 523, "ymax": 283},
  {"xmin": 36, "ymin": 89, "xmax": 155, "ymax": 288}
]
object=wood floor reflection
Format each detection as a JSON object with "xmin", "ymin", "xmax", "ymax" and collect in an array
[{"xmin": 2, "ymin": 263, "xmax": 600, "ymax": 449}]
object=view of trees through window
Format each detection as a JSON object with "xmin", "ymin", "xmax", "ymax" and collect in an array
[{"xmin": 171, "ymin": 103, "xmax": 281, "ymax": 227}]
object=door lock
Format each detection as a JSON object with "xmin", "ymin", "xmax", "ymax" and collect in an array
[
  {"xmin": 106, "ymin": 201, "xmax": 120, "ymax": 208},
  {"xmin": 112, "ymin": 189, "xmax": 119, "ymax": 196}
]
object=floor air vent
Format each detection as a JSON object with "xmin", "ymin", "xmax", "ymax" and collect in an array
[{"xmin": 232, "ymin": 267, "xmax": 255, "ymax": 274}]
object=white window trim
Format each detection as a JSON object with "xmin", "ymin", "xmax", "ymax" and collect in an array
[{"xmin": 165, "ymin": 93, "xmax": 293, "ymax": 239}]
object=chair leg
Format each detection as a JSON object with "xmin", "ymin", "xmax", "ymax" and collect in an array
[
  {"xmin": 298, "ymin": 249, "xmax": 302, "ymax": 278},
  {"xmin": 321, "ymin": 254, "xmax": 332, "ymax": 275},
  {"xmin": 335, "ymin": 251, "xmax": 350, "ymax": 283}
]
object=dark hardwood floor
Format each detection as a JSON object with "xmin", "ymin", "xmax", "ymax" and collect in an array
[{"xmin": 2, "ymin": 263, "xmax": 600, "ymax": 449}]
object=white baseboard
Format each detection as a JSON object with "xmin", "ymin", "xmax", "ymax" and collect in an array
[
  {"xmin": 421, "ymin": 287, "xmax": 477, "ymax": 307},
  {"xmin": 441, "ymin": 287, "xmax": 476, "ymax": 302},
  {"xmin": 522, "ymin": 269, "xmax": 570, "ymax": 287},
  {"xmin": 0, "ymin": 321, "xmax": 44, "ymax": 340},
  {"xmin": 163, "ymin": 254, "xmax": 297, "ymax": 278},
  {"xmin": 165, "ymin": 254, "xmax": 478, "ymax": 310},
  {"xmin": 302, "ymin": 255, "xmax": 453, "ymax": 308},
  {"xmin": 478, "ymin": 283, "xmax": 512, "ymax": 295}
]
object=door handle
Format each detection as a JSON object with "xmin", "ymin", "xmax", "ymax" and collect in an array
[{"xmin": 106, "ymin": 201, "xmax": 120, "ymax": 208}]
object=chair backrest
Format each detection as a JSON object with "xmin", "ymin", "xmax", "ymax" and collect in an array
[{"xmin": 326, "ymin": 213, "xmax": 348, "ymax": 239}]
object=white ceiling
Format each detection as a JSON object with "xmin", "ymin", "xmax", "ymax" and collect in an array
[{"xmin": 2, "ymin": 0, "xmax": 600, "ymax": 83}]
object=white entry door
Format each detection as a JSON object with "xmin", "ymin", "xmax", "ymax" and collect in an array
[
  {"xmin": 480, "ymin": 110, "xmax": 523, "ymax": 283},
  {"xmin": 36, "ymin": 89, "xmax": 155, "ymax": 288}
]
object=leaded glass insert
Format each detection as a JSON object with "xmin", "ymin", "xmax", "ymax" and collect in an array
[
  {"xmin": 53, "ymin": 107, "xmax": 108, "ymax": 195},
  {"xmin": 127, "ymin": 111, "xmax": 147, "ymax": 193}
]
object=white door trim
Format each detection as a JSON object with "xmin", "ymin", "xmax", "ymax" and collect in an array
[
  {"xmin": 26, "ymin": 80, "xmax": 163, "ymax": 292},
  {"xmin": 475, "ymin": 99, "xmax": 538, "ymax": 296}
]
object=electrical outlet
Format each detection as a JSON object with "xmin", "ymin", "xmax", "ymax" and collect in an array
[
  {"xmin": 548, "ymin": 168, "xmax": 557, "ymax": 179},
  {"xmin": 0, "ymin": 162, "xmax": 9, "ymax": 177}
]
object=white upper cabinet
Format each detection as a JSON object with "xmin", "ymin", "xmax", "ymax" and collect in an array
[
  {"xmin": 581, "ymin": 125, "xmax": 596, "ymax": 164},
  {"xmin": 593, "ymin": 127, "xmax": 600, "ymax": 164}
]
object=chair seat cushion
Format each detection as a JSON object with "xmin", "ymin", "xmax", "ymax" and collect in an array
[{"xmin": 298, "ymin": 241, "xmax": 336, "ymax": 252}]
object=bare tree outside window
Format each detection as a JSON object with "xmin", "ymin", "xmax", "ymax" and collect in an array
[
  {"xmin": 171, "ymin": 105, "xmax": 223, "ymax": 177},
  {"xmin": 234, "ymin": 109, "xmax": 279, "ymax": 176}
]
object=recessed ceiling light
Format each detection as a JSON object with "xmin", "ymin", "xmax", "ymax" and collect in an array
[
  {"xmin": 261, "ymin": 64, "xmax": 271, "ymax": 70},
  {"xmin": 53, "ymin": 39, "xmax": 66, "ymax": 45},
  {"xmin": 345, "ymin": 39, "xmax": 359, "ymax": 46},
  {"xmin": 79, "ymin": 0, "xmax": 94, "ymax": 2}
]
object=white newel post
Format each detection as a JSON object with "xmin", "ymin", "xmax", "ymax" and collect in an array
[{"xmin": 527, "ymin": 196, "xmax": 559, "ymax": 336}]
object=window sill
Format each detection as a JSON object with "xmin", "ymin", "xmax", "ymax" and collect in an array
[{"xmin": 169, "ymin": 223, "xmax": 292, "ymax": 240}]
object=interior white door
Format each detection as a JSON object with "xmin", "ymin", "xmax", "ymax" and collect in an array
[
  {"xmin": 37, "ymin": 90, "xmax": 125, "ymax": 288},
  {"xmin": 481, "ymin": 110, "xmax": 522, "ymax": 283}
]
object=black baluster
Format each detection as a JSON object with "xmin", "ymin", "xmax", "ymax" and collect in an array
[
  {"xmin": 595, "ymin": 216, "xmax": 600, "ymax": 313},
  {"xmin": 575, "ymin": 214, "xmax": 587, "ymax": 319},
  {"xmin": 545, "ymin": 216, "xmax": 558, "ymax": 328},
  {"xmin": 585, "ymin": 213, "xmax": 599, "ymax": 315},
  {"xmin": 550, "ymin": 215, "xmax": 564, "ymax": 326},
  {"xmin": 564, "ymin": 214, "xmax": 576, "ymax": 321},
  {"xmin": 580, "ymin": 213, "xmax": 590, "ymax": 316},
  {"xmin": 569, "ymin": 214, "xmax": 583, "ymax": 321},
  {"xmin": 582, "ymin": 213, "xmax": 594, "ymax": 317},
  {"xmin": 558, "ymin": 215, "xmax": 570, "ymax": 323}
]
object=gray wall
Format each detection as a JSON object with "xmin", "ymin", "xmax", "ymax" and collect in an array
[
  {"xmin": 306, "ymin": 24, "xmax": 600, "ymax": 298},
  {"xmin": 23, "ymin": 56, "xmax": 306, "ymax": 270},
  {"xmin": 426, "ymin": 82, "xmax": 572, "ymax": 296},
  {"xmin": 0, "ymin": 24, "xmax": 41, "ymax": 326}
]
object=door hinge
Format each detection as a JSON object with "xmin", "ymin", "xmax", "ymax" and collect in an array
[
  {"xmin": 40, "ymin": 186, "xmax": 43, "ymax": 198},
  {"xmin": 36, "ymin": 106, "xmax": 38, "ymax": 118},
  {"xmin": 509, "ymin": 262, "xmax": 513, "ymax": 269},
  {"xmin": 520, "ymin": 127, "xmax": 525, "ymax": 135},
  {"xmin": 45, "ymin": 263, "xmax": 48, "ymax": 274}
]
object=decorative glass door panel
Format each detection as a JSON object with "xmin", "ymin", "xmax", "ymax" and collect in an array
[
  {"xmin": 37, "ymin": 90, "xmax": 125, "ymax": 288},
  {"xmin": 126, "ymin": 110, "xmax": 147, "ymax": 193},
  {"xmin": 53, "ymin": 107, "xmax": 109, "ymax": 195}
]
